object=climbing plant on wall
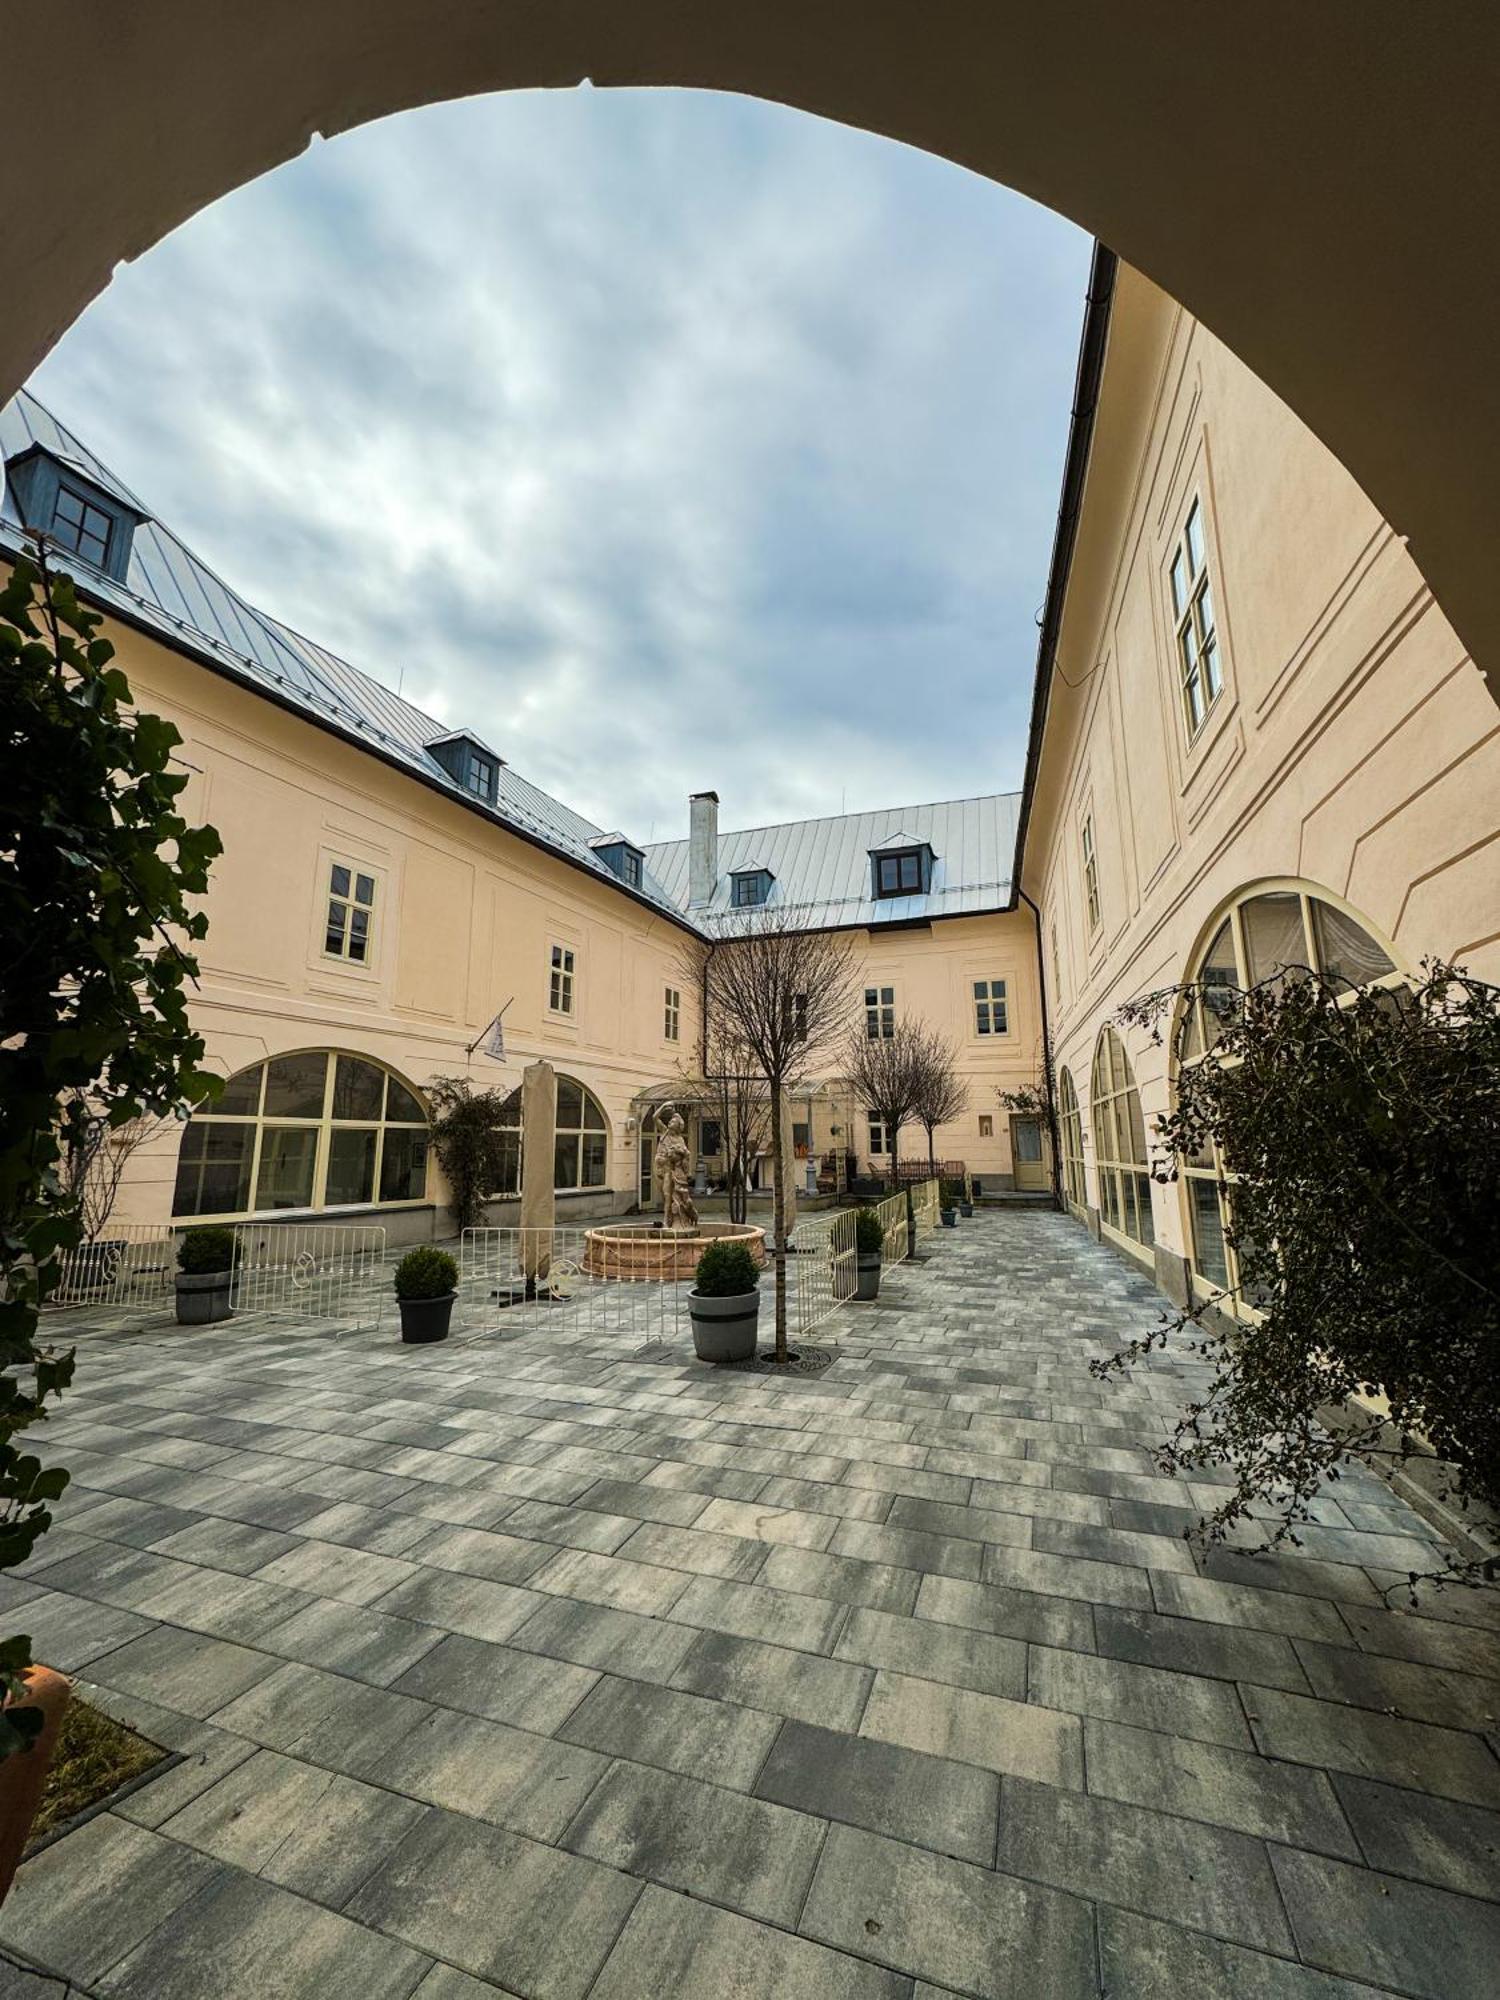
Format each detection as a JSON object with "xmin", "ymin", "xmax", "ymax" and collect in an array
[{"xmin": 0, "ymin": 541, "xmax": 221, "ymax": 1753}]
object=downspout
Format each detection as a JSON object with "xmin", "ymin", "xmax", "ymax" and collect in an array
[{"xmin": 1018, "ymin": 886, "xmax": 1064, "ymax": 1209}]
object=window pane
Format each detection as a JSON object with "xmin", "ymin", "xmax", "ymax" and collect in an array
[
  {"xmin": 214, "ymin": 1065, "xmax": 264, "ymax": 1116},
  {"xmin": 1131, "ymin": 1172, "xmax": 1156, "ymax": 1246},
  {"xmin": 354, "ymin": 874, "xmax": 375, "ymax": 905},
  {"xmin": 1197, "ymin": 580, "xmax": 1216, "ymax": 644},
  {"xmin": 581, "ymin": 1132, "xmax": 607, "ymax": 1187},
  {"xmin": 263, "ymin": 1053, "xmax": 327, "ymax": 1119},
  {"xmin": 900, "ymin": 854, "xmax": 920, "ymax": 888},
  {"xmin": 1170, "ymin": 551, "xmax": 1186, "ymax": 616},
  {"xmin": 385, "ymin": 1077, "xmax": 425, "ymax": 1124},
  {"xmin": 255, "ymin": 1128, "xmax": 319, "ymax": 1209},
  {"xmin": 1311, "ymin": 899, "xmax": 1395, "ymax": 990},
  {"xmin": 1189, "ymin": 1177, "xmax": 1230, "ymax": 1286},
  {"xmin": 581, "ymin": 1090, "xmax": 606, "ymax": 1132},
  {"xmin": 1199, "ymin": 919, "xmax": 1239, "ymax": 1044},
  {"xmin": 494, "ymin": 1130, "xmax": 521, "ymax": 1196},
  {"xmin": 172, "ymin": 1122, "xmax": 254, "ymax": 1217},
  {"xmin": 1185, "ymin": 502, "xmax": 1205, "ymax": 575},
  {"xmin": 330, "ymin": 864, "xmax": 351, "ymax": 898},
  {"xmin": 1200, "ymin": 635, "xmax": 1221, "ymax": 704},
  {"xmin": 379, "ymin": 1129, "xmax": 430, "ymax": 1203},
  {"xmin": 54, "ymin": 487, "xmax": 84, "ymax": 528},
  {"xmin": 325, "ymin": 904, "xmax": 347, "ymax": 955},
  {"xmin": 332, "ymin": 1056, "xmax": 385, "ymax": 1121},
  {"xmin": 556, "ymin": 1079, "xmax": 584, "ymax": 1129},
  {"xmin": 879, "ymin": 858, "xmax": 898, "ymax": 892},
  {"xmin": 1241, "ymin": 892, "xmax": 1308, "ymax": 985},
  {"xmin": 1014, "ymin": 1118, "xmax": 1042, "ymax": 1163},
  {"xmin": 325, "ymin": 1127, "xmax": 376, "ymax": 1205},
  {"xmin": 554, "ymin": 1133, "xmax": 581, "ymax": 1189}
]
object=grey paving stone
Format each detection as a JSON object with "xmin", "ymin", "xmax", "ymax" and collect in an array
[
  {"xmin": 834, "ymin": 1604, "xmax": 1026, "ymax": 1698},
  {"xmin": 210, "ymin": 1660, "xmax": 430, "ymax": 1765},
  {"xmin": 1, "ymin": 1814, "xmax": 223, "ymax": 1989},
  {"xmin": 574, "ymin": 1477, "xmax": 711, "ymax": 1528},
  {"xmin": 755, "ymin": 1474, "xmax": 894, "ymax": 1523},
  {"xmin": 1196, "ymin": 1546, "xmax": 1381, "ymax": 1607},
  {"xmin": 497, "ymin": 1497, "xmax": 637, "ymax": 1554},
  {"xmin": 371, "ymin": 1569, "xmax": 546, "ymax": 1643},
  {"xmin": 1097, "ymin": 1905, "xmax": 1390, "ymax": 1999},
  {"xmin": 392, "ymin": 1631, "xmax": 598, "ymax": 1734},
  {"xmin": 1339, "ymin": 1601, "xmax": 1500, "ymax": 1680},
  {"xmin": 1333, "ymin": 1774, "xmax": 1500, "ymax": 1899},
  {"xmin": 980, "ymin": 1542, "xmax": 1152, "ymax": 1610},
  {"xmin": 860, "ymin": 1669, "xmax": 1082, "ymax": 1788},
  {"xmin": 756, "ymin": 1717, "xmax": 998, "ymax": 1864},
  {"xmin": 563, "ymin": 1759, "xmax": 823, "ymax": 1927},
  {"xmin": 254, "ymin": 1537, "xmax": 422, "ymax": 1607},
  {"xmin": 85, "ymin": 1625, "xmax": 273, "ymax": 1721},
  {"xmin": 640, "ymin": 1458, "xmax": 770, "ymax": 1502},
  {"xmin": 6, "ymin": 1590, "xmax": 155, "ymax": 1673},
  {"xmin": 507, "ymin": 1592, "xmax": 700, "ymax": 1685},
  {"xmin": 687, "ymin": 1497, "xmax": 837, "ymax": 1552},
  {"xmin": 884, "ymin": 1494, "xmax": 1033, "ymax": 1551},
  {"xmin": 671, "ymin": 1629, "xmax": 873, "ymax": 1732},
  {"xmin": 667, "ymin": 1572, "xmax": 846, "ymax": 1653},
  {"xmin": 1031, "ymin": 1517, "xmax": 1197, "ymax": 1574},
  {"xmin": 758, "ymin": 1545, "xmax": 920, "ymax": 1616},
  {"xmin": 376, "ymin": 1704, "xmax": 608, "ymax": 1840},
  {"xmin": 590, "ymin": 1885, "xmax": 907, "ymax": 2000},
  {"xmin": 103, "ymin": 1866, "xmax": 432, "ymax": 1999},
  {"xmin": 968, "ymin": 1477, "xmax": 1112, "ymax": 1525},
  {"xmin": 410, "ymin": 1967, "xmax": 509, "ymax": 2000},
  {"xmin": 257, "ymin": 1595, "xmax": 442, "ymax": 1686},
  {"xmin": 404, "ymin": 1523, "xmax": 556, "ymax": 1587},
  {"xmin": 1085, "ymin": 1718, "xmax": 1361, "ymax": 1856},
  {"xmin": 841, "ymin": 1460, "xmax": 973, "ymax": 1506},
  {"xmin": 798, "ymin": 1821, "xmax": 1096, "ymax": 1999},
  {"xmin": 558, "ymin": 1674, "xmax": 779, "ymax": 1790},
  {"xmin": 914, "ymin": 1572, "xmax": 1095, "ymax": 1650},
  {"xmin": 995, "ymin": 1774, "xmax": 1295, "ymax": 1954},
  {"xmin": 158, "ymin": 1748, "xmax": 341, "ymax": 1871},
  {"xmin": 611, "ymin": 1519, "xmax": 769, "ymax": 1582},
  {"xmin": 148, "ymin": 1516, "xmax": 302, "ymax": 1575},
  {"xmin": 828, "ymin": 1519, "xmax": 984, "ymax": 1582},
  {"xmin": 1029, "ymin": 1644, "xmax": 1253, "ymax": 1748},
  {"xmin": 292, "ymin": 1501, "xmax": 436, "ymax": 1557},
  {"xmin": 1246, "ymin": 1684, "xmax": 1500, "ymax": 1806},
  {"xmin": 1292, "ymin": 1636, "xmax": 1500, "ymax": 1730},
  {"xmin": 1094, "ymin": 1604, "xmax": 1311, "ymax": 1692},
  {"xmin": 1150, "ymin": 1570, "xmax": 1357, "ymax": 1643},
  {"xmin": 1271, "ymin": 1845, "xmax": 1500, "ymax": 2000},
  {"xmin": 528, "ymin": 1545, "xmax": 690, "ymax": 1617}
]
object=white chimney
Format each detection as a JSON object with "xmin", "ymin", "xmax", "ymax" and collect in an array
[{"xmin": 689, "ymin": 791, "xmax": 719, "ymax": 907}]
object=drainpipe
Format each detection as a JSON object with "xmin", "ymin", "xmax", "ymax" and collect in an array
[{"xmin": 1018, "ymin": 886, "xmax": 1064, "ymax": 1209}]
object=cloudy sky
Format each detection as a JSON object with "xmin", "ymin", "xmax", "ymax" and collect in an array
[{"xmin": 30, "ymin": 88, "xmax": 1089, "ymax": 841}]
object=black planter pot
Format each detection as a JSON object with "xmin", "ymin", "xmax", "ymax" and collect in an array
[
  {"xmin": 855, "ymin": 1251, "xmax": 881, "ymax": 1302},
  {"xmin": 959, "ymin": 1201, "xmax": 974, "ymax": 1219},
  {"xmin": 688, "ymin": 1288, "xmax": 759, "ymax": 1363},
  {"xmin": 398, "ymin": 1291, "xmax": 456, "ymax": 1344},
  {"xmin": 940, "ymin": 1208, "xmax": 958, "ymax": 1228},
  {"xmin": 175, "ymin": 1271, "xmax": 233, "ymax": 1325}
]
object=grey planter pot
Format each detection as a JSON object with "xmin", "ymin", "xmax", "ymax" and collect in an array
[
  {"xmin": 855, "ymin": 1251, "xmax": 881, "ymax": 1302},
  {"xmin": 398, "ymin": 1292, "xmax": 456, "ymax": 1344},
  {"xmin": 688, "ymin": 1287, "xmax": 760, "ymax": 1363},
  {"xmin": 940, "ymin": 1208, "xmax": 958, "ymax": 1228},
  {"xmin": 959, "ymin": 1202, "xmax": 974, "ymax": 1218},
  {"xmin": 175, "ymin": 1271, "xmax": 233, "ymax": 1325}
]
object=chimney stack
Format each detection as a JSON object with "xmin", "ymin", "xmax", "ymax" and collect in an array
[{"xmin": 689, "ymin": 791, "xmax": 719, "ymax": 907}]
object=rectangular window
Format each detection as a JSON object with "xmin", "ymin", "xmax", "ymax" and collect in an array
[
  {"xmin": 622, "ymin": 849, "xmax": 642, "ymax": 888},
  {"xmin": 324, "ymin": 861, "xmax": 376, "ymax": 963},
  {"xmin": 732, "ymin": 871, "xmax": 771, "ymax": 906},
  {"xmin": 973, "ymin": 978, "xmax": 1008, "ymax": 1036},
  {"xmin": 51, "ymin": 483, "xmax": 113, "ymax": 568},
  {"xmin": 549, "ymin": 943, "xmax": 575, "ymax": 1015},
  {"xmin": 864, "ymin": 985, "xmax": 895, "ymax": 1039},
  {"xmin": 789, "ymin": 991, "xmax": 808, "ymax": 1040},
  {"xmin": 1081, "ymin": 814, "xmax": 1101, "ymax": 934},
  {"xmin": 978, "ymin": 1113, "xmax": 994, "ymax": 1139},
  {"xmin": 1170, "ymin": 497, "xmax": 1223, "ymax": 738},
  {"xmin": 463, "ymin": 749, "xmax": 499, "ymax": 803},
  {"xmin": 868, "ymin": 1115, "xmax": 888, "ymax": 1156},
  {"xmin": 664, "ymin": 986, "xmax": 680, "ymax": 1041},
  {"xmin": 876, "ymin": 851, "xmax": 923, "ymax": 897}
]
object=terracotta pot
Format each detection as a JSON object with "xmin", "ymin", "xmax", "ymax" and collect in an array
[{"xmin": 0, "ymin": 1666, "xmax": 72, "ymax": 1906}]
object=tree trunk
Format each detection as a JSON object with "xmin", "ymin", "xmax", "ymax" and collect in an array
[
  {"xmin": 771, "ymin": 1091, "xmax": 789, "ymax": 1362},
  {"xmin": 926, "ymin": 1124, "xmax": 937, "ymax": 1176},
  {"xmin": 888, "ymin": 1126, "xmax": 899, "ymax": 1195}
]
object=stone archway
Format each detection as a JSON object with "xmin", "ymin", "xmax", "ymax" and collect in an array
[{"xmin": 6, "ymin": 3, "xmax": 1500, "ymax": 692}]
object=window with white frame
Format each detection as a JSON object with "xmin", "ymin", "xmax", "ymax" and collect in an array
[
  {"xmin": 487, "ymin": 1073, "xmax": 609, "ymax": 1195},
  {"xmin": 1169, "ymin": 498, "xmax": 1223, "ymax": 738},
  {"xmin": 868, "ymin": 1115, "xmax": 889, "ymax": 1156},
  {"xmin": 664, "ymin": 986, "xmax": 680, "ymax": 1041},
  {"xmin": 865, "ymin": 985, "xmax": 895, "ymax": 1039},
  {"xmin": 324, "ymin": 861, "xmax": 376, "ymax": 963},
  {"xmin": 549, "ymin": 943, "xmax": 575, "ymax": 1015},
  {"xmin": 1058, "ymin": 1066, "xmax": 1086, "ymax": 1207},
  {"xmin": 973, "ymin": 978, "xmax": 1007, "ymax": 1036},
  {"xmin": 1081, "ymin": 813, "xmax": 1101, "ymax": 934},
  {"xmin": 1091, "ymin": 1027, "xmax": 1154, "ymax": 1249}
]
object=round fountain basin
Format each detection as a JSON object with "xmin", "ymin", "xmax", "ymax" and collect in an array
[{"xmin": 582, "ymin": 1221, "xmax": 767, "ymax": 1281}]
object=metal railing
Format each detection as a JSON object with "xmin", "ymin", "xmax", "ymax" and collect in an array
[
  {"xmin": 52, "ymin": 1224, "xmax": 178, "ymax": 1309},
  {"xmin": 229, "ymin": 1222, "xmax": 388, "ymax": 1330},
  {"xmin": 874, "ymin": 1189, "xmax": 910, "ymax": 1264},
  {"xmin": 789, "ymin": 1206, "xmax": 859, "ymax": 1337},
  {"xmin": 912, "ymin": 1177, "xmax": 941, "ymax": 1238},
  {"xmin": 458, "ymin": 1224, "xmax": 686, "ymax": 1344}
]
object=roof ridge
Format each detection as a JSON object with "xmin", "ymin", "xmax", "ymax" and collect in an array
[{"xmin": 644, "ymin": 786, "xmax": 1021, "ymax": 850}]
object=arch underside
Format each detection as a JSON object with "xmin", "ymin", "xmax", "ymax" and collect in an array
[{"xmin": 3, "ymin": 3, "xmax": 1499, "ymax": 694}]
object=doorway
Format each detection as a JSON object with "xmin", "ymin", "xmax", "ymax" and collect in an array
[{"xmin": 1009, "ymin": 1114, "xmax": 1050, "ymax": 1192}]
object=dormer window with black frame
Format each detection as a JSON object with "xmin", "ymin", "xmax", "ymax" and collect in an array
[
  {"xmin": 731, "ymin": 869, "xmax": 774, "ymax": 908},
  {"xmin": 4, "ymin": 443, "xmax": 145, "ymax": 585},
  {"xmin": 427, "ymin": 732, "xmax": 501, "ymax": 806},
  {"xmin": 868, "ymin": 836, "xmax": 935, "ymax": 901},
  {"xmin": 589, "ymin": 836, "xmax": 645, "ymax": 889}
]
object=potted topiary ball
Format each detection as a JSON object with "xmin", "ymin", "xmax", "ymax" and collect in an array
[
  {"xmin": 175, "ymin": 1225, "xmax": 236, "ymax": 1324},
  {"xmin": 688, "ymin": 1239, "xmax": 760, "ymax": 1363},
  {"xmin": 854, "ymin": 1207, "xmax": 884, "ymax": 1301},
  {"xmin": 958, "ymin": 1182, "xmax": 975, "ymax": 1219},
  {"xmin": 394, "ymin": 1246, "xmax": 458, "ymax": 1344},
  {"xmin": 940, "ymin": 1179, "xmax": 961, "ymax": 1227}
]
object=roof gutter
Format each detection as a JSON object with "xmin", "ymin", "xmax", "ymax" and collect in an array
[{"xmin": 1010, "ymin": 242, "xmax": 1118, "ymax": 895}]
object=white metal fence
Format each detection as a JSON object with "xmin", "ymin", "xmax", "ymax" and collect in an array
[
  {"xmin": 52, "ymin": 1224, "xmax": 178, "ymax": 1309},
  {"xmin": 228, "ymin": 1223, "xmax": 388, "ymax": 1330},
  {"xmin": 458, "ymin": 1223, "xmax": 686, "ymax": 1344}
]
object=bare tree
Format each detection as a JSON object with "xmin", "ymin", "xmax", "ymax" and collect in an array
[
  {"xmin": 686, "ymin": 915, "xmax": 860, "ymax": 1361},
  {"xmin": 844, "ymin": 1016, "xmax": 928, "ymax": 1191},
  {"xmin": 57, "ymin": 1092, "xmax": 167, "ymax": 1242},
  {"xmin": 911, "ymin": 1026, "xmax": 969, "ymax": 1176},
  {"xmin": 697, "ymin": 1019, "xmax": 773, "ymax": 1226}
]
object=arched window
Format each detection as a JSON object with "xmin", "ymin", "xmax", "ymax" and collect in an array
[
  {"xmin": 1090, "ymin": 1028, "xmax": 1154, "ymax": 1249},
  {"xmin": 173, "ymin": 1051, "xmax": 429, "ymax": 1219},
  {"xmin": 1177, "ymin": 883, "xmax": 1400, "ymax": 1300},
  {"xmin": 489, "ymin": 1075, "xmax": 609, "ymax": 1194},
  {"xmin": 1058, "ymin": 1067, "xmax": 1086, "ymax": 1207}
]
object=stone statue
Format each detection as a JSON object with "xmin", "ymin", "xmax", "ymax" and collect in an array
[{"xmin": 652, "ymin": 1106, "xmax": 699, "ymax": 1231}]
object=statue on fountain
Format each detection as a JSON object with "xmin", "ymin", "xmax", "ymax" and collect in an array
[{"xmin": 652, "ymin": 1107, "xmax": 699, "ymax": 1231}]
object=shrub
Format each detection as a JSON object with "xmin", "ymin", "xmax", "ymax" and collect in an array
[
  {"xmin": 940, "ymin": 1178, "xmax": 965, "ymax": 1206},
  {"xmin": 854, "ymin": 1207, "xmax": 885, "ymax": 1255},
  {"xmin": 393, "ymin": 1246, "xmax": 458, "ymax": 1301},
  {"xmin": 177, "ymin": 1226, "xmax": 236, "ymax": 1275},
  {"xmin": 694, "ymin": 1240, "xmax": 760, "ymax": 1297}
]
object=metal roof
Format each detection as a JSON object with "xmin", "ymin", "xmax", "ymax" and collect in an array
[
  {"xmin": 644, "ymin": 792, "xmax": 1018, "ymax": 933},
  {"xmin": 1, "ymin": 389, "xmax": 1019, "ymax": 938}
]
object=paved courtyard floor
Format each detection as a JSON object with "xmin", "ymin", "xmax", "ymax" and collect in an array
[{"xmin": 3, "ymin": 1212, "xmax": 1499, "ymax": 1999}]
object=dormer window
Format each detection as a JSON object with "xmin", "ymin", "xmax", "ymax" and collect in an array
[
  {"xmin": 732, "ymin": 869, "xmax": 774, "ymax": 908},
  {"xmin": 4, "ymin": 443, "xmax": 144, "ymax": 585},
  {"xmin": 868, "ymin": 836, "xmax": 935, "ymax": 900},
  {"xmin": 427, "ymin": 732, "xmax": 501, "ymax": 805},
  {"xmin": 589, "ymin": 836, "xmax": 646, "ymax": 889}
]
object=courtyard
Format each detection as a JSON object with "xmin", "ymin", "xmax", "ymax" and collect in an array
[{"xmin": 2, "ymin": 1211, "xmax": 1499, "ymax": 1998}]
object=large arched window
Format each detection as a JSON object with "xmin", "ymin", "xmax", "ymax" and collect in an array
[
  {"xmin": 1177, "ymin": 882, "xmax": 1400, "ymax": 1300},
  {"xmin": 1090, "ymin": 1028, "xmax": 1154, "ymax": 1249},
  {"xmin": 489, "ymin": 1075, "xmax": 609, "ymax": 1194},
  {"xmin": 173, "ymin": 1051, "xmax": 429, "ymax": 1219},
  {"xmin": 1058, "ymin": 1067, "xmax": 1086, "ymax": 1208}
]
